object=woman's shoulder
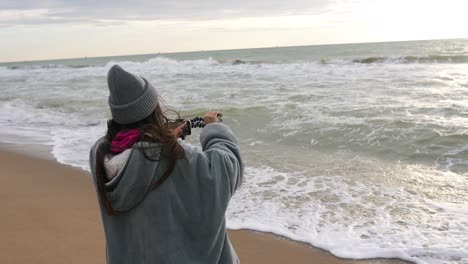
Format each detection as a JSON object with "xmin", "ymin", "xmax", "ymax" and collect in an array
[
  {"xmin": 179, "ymin": 141, "xmax": 208, "ymax": 161},
  {"xmin": 180, "ymin": 141, "xmax": 199, "ymax": 153}
]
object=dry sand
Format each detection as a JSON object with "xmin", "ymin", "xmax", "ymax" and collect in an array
[{"xmin": 0, "ymin": 148, "xmax": 410, "ymax": 264}]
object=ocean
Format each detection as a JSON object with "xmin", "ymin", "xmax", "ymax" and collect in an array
[{"xmin": 1, "ymin": 39, "xmax": 467, "ymax": 264}]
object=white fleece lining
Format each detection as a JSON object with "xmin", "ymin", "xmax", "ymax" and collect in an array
[{"xmin": 104, "ymin": 149, "xmax": 132, "ymax": 181}]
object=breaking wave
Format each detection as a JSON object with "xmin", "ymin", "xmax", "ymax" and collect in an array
[{"xmin": 351, "ymin": 55, "xmax": 468, "ymax": 64}]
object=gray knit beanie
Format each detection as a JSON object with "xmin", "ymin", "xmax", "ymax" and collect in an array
[{"xmin": 107, "ymin": 65, "xmax": 158, "ymax": 124}]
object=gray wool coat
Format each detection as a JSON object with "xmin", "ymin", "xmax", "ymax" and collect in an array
[{"xmin": 89, "ymin": 123, "xmax": 244, "ymax": 264}]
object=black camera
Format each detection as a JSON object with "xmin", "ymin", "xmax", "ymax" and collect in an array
[{"xmin": 167, "ymin": 114, "xmax": 223, "ymax": 139}]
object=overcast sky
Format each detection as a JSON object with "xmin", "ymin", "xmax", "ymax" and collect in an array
[{"xmin": 1, "ymin": 0, "xmax": 467, "ymax": 62}]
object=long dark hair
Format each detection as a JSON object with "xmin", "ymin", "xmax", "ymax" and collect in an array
[{"xmin": 94, "ymin": 104, "xmax": 185, "ymax": 216}]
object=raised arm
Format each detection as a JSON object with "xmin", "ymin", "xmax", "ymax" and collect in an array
[{"xmin": 200, "ymin": 115, "xmax": 244, "ymax": 197}]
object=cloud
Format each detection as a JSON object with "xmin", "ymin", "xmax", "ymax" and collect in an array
[{"xmin": 0, "ymin": 0, "xmax": 333, "ymax": 26}]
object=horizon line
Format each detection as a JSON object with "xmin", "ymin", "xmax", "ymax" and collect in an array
[{"xmin": 1, "ymin": 37, "xmax": 466, "ymax": 64}]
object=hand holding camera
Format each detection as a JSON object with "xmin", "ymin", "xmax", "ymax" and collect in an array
[
  {"xmin": 168, "ymin": 111, "xmax": 223, "ymax": 139},
  {"xmin": 204, "ymin": 111, "xmax": 220, "ymax": 125}
]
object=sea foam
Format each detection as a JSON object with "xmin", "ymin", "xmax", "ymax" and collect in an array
[{"xmin": 227, "ymin": 166, "xmax": 468, "ymax": 264}]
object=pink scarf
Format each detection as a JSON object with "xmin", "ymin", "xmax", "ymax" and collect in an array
[{"xmin": 110, "ymin": 129, "xmax": 142, "ymax": 154}]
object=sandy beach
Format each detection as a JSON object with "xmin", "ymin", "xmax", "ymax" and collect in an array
[{"xmin": 0, "ymin": 146, "xmax": 410, "ymax": 264}]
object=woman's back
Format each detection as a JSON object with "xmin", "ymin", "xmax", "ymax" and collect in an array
[{"xmin": 90, "ymin": 122, "xmax": 243, "ymax": 264}]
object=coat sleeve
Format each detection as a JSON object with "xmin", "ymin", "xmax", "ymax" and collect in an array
[{"xmin": 200, "ymin": 123, "xmax": 244, "ymax": 197}]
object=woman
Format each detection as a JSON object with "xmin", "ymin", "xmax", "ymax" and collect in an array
[{"xmin": 89, "ymin": 65, "xmax": 244, "ymax": 264}]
